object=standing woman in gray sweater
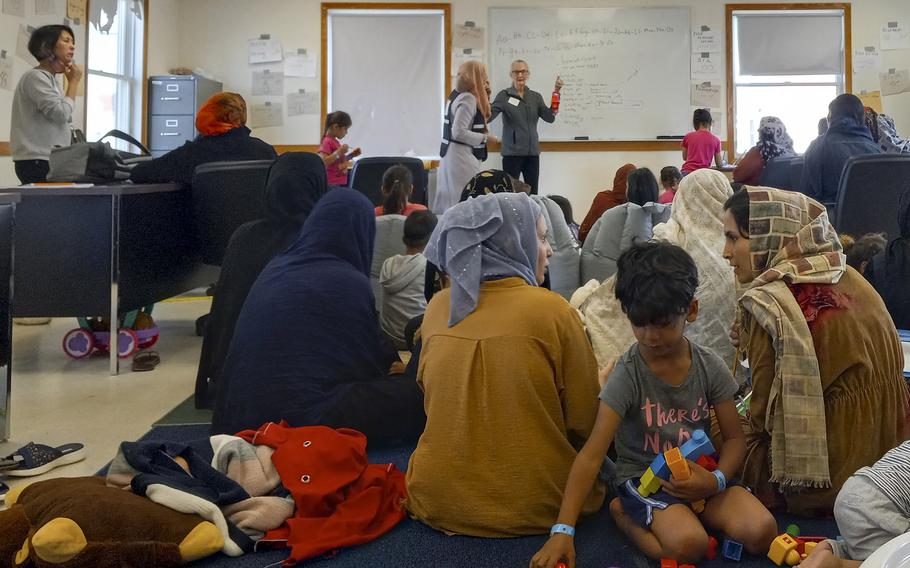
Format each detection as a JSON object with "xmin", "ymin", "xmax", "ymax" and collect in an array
[
  {"xmin": 10, "ymin": 25, "xmax": 83, "ymax": 184},
  {"xmin": 489, "ymin": 60, "xmax": 562, "ymax": 194}
]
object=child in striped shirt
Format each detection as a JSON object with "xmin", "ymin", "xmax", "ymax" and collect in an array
[{"xmin": 801, "ymin": 440, "xmax": 910, "ymax": 568}]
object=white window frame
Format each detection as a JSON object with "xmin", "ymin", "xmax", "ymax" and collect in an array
[
  {"xmin": 322, "ymin": 3, "xmax": 451, "ymax": 157},
  {"xmin": 726, "ymin": 4, "xmax": 851, "ymax": 157},
  {"xmin": 86, "ymin": 0, "xmax": 145, "ymax": 149}
]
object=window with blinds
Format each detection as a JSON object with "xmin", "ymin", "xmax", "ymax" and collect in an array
[
  {"xmin": 731, "ymin": 8, "xmax": 847, "ymax": 155},
  {"xmin": 326, "ymin": 8, "xmax": 447, "ymax": 157}
]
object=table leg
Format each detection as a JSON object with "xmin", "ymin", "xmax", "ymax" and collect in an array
[
  {"xmin": 109, "ymin": 195, "xmax": 120, "ymax": 376},
  {"xmin": 0, "ymin": 203, "xmax": 14, "ymax": 441}
]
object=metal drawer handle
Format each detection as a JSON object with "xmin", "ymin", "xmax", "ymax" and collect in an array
[
  {"xmin": 159, "ymin": 132, "xmax": 180, "ymax": 136},
  {"xmin": 160, "ymin": 97, "xmax": 181, "ymax": 101}
]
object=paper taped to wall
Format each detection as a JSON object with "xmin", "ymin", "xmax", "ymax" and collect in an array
[
  {"xmin": 454, "ymin": 24, "xmax": 484, "ymax": 50},
  {"xmin": 34, "ymin": 0, "xmax": 56, "ymax": 15},
  {"xmin": 452, "ymin": 50, "xmax": 483, "ymax": 75},
  {"xmin": 250, "ymin": 102, "xmax": 284, "ymax": 128},
  {"xmin": 287, "ymin": 91, "xmax": 319, "ymax": 116},
  {"xmin": 692, "ymin": 28, "xmax": 718, "ymax": 53},
  {"xmin": 251, "ymin": 69, "xmax": 283, "ymax": 96},
  {"xmin": 17, "ymin": 24, "xmax": 34, "ymax": 62},
  {"xmin": 284, "ymin": 51, "xmax": 316, "ymax": 77},
  {"xmin": 691, "ymin": 52, "xmax": 721, "ymax": 80},
  {"xmin": 880, "ymin": 69, "xmax": 910, "ymax": 96},
  {"xmin": 3, "ymin": 0, "xmax": 25, "ymax": 17},
  {"xmin": 66, "ymin": 0, "xmax": 86, "ymax": 21},
  {"xmin": 248, "ymin": 38, "xmax": 282, "ymax": 64},
  {"xmin": 881, "ymin": 22, "xmax": 910, "ymax": 51},
  {"xmin": 0, "ymin": 55, "xmax": 12, "ymax": 91},
  {"xmin": 691, "ymin": 82, "xmax": 721, "ymax": 108},
  {"xmin": 853, "ymin": 46, "xmax": 881, "ymax": 73}
]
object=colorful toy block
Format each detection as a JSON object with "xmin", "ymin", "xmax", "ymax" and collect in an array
[
  {"xmin": 680, "ymin": 429, "xmax": 715, "ymax": 462},
  {"xmin": 664, "ymin": 447, "xmax": 691, "ymax": 480},
  {"xmin": 660, "ymin": 558, "xmax": 677, "ymax": 568},
  {"xmin": 706, "ymin": 536, "xmax": 719, "ymax": 560},
  {"xmin": 637, "ymin": 429, "xmax": 715, "ymax": 496},
  {"xmin": 680, "ymin": 564, "xmax": 695, "ymax": 568},
  {"xmin": 786, "ymin": 524, "xmax": 800, "ymax": 537},
  {"xmin": 769, "ymin": 534, "xmax": 801, "ymax": 566},
  {"xmin": 723, "ymin": 539, "xmax": 743, "ymax": 561},
  {"xmin": 695, "ymin": 454, "xmax": 718, "ymax": 471},
  {"xmin": 804, "ymin": 542, "xmax": 818, "ymax": 556},
  {"xmin": 637, "ymin": 467, "xmax": 662, "ymax": 497}
]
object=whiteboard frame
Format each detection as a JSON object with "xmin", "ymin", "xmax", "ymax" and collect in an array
[{"xmin": 487, "ymin": 6, "xmax": 692, "ymax": 146}]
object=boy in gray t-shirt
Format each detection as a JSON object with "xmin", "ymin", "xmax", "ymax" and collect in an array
[{"xmin": 531, "ymin": 242, "xmax": 776, "ymax": 568}]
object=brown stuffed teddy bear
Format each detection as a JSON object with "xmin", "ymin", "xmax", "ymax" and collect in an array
[{"xmin": 0, "ymin": 477, "xmax": 223, "ymax": 568}]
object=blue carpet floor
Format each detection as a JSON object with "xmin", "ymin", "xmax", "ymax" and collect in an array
[{"xmin": 135, "ymin": 425, "xmax": 839, "ymax": 568}]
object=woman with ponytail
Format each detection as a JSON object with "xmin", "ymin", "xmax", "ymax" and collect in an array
[{"xmin": 375, "ymin": 165, "xmax": 428, "ymax": 217}]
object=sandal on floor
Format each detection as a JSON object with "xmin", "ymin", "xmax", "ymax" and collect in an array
[
  {"xmin": 132, "ymin": 350, "xmax": 160, "ymax": 372},
  {"xmin": 0, "ymin": 457, "xmax": 19, "ymax": 471},
  {"xmin": 4, "ymin": 442, "xmax": 86, "ymax": 477},
  {"xmin": 0, "ymin": 481, "xmax": 8, "ymax": 502}
]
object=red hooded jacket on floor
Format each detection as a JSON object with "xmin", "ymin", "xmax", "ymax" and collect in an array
[{"xmin": 237, "ymin": 422, "xmax": 407, "ymax": 565}]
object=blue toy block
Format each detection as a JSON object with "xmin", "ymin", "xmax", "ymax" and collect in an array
[
  {"xmin": 649, "ymin": 452, "xmax": 671, "ymax": 480},
  {"xmin": 723, "ymin": 539, "xmax": 743, "ymax": 561},
  {"xmin": 680, "ymin": 429, "xmax": 716, "ymax": 462}
]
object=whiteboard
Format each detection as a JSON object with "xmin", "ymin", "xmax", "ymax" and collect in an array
[
  {"xmin": 489, "ymin": 7, "xmax": 691, "ymax": 141},
  {"xmin": 0, "ymin": 0, "xmax": 87, "ymax": 144}
]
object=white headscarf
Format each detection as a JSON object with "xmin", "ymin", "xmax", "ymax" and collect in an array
[{"xmin": 573, "ymin": 169, "xmax": 737, "ymax": 369}]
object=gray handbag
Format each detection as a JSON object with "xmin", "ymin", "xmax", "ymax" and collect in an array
[{"xmin": 47, "ymin": 129, "xmax": 150, "ymax": 183}]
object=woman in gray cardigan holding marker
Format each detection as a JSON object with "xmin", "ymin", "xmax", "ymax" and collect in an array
[{"xmin": 489, "ymin": 59, "xmax": 563, "ymax": 194}]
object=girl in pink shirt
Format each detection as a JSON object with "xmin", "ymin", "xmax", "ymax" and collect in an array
[
  {"xmin": 659, "ymin": 165, "xmax": 682, "ymax": 204},
  {"xmin": 318, "ymin": 111, "xmax": 358, "ymax": 186},
  {"xmin": 681, "ymin": 109, "xmax": 724, "ymax": 174}
]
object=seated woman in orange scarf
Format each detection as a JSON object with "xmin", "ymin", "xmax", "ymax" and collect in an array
[{"xmin": 131, "ymin": 92, "xmax": 277, "ymax": 184}]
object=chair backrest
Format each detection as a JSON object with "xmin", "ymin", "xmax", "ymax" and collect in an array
[
  {"xmin": 834, "ymin": 155, "xmax": 910, "ymax": 239},
  {"xmin": 371, "ymin": 215, "xmax": 408, "ymax": 308},
  {"xmin": 349, "ymin": 157, "xmax": 428, "ymax": 207},
  {"xmin": 759, "ymin": 156, "xmax": 800, "ymax": 190},
  {"xmin": 191, "ymin": 160, "xmax": 275, "ymax": 266},
  {"xmin": 580, "ymin": 202, "xmax": 671, "ymax": 284},
  {"xmin": 532, "ymin": 195, "xmax": 580, "ymax": 299}
]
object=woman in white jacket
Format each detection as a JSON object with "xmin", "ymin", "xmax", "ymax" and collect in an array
[{"xmin": 432, "ymin": 61, "xmax": 496, "ymax": 214}]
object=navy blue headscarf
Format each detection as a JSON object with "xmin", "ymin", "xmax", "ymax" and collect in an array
[{"xmin": 212, "ymin": 189, "xmax": 390, "ymax": 435}]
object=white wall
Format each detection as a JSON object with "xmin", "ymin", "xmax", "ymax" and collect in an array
[
  {"xmin": 147, "ymin": 0, "xmax": 182, "ymax": 76},
  {"xmin": 165, "ymin": 0, "xmax": 910, "ymax": 213}
]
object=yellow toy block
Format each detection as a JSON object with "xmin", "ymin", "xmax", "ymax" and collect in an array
[
  {"xmin": 804, "ymin": 542, "xmax": 818, "ymax": 556},
  {"xmin": 768, "ymin": 534, "xmax": 801, "ymax": 566},
  {"xmin": 637, "ymin": 468, "xmax": 661, "ymax": 497},
  {"xmin": 664, "ymin": 447, "xmax": 691, "ymax": 481}
]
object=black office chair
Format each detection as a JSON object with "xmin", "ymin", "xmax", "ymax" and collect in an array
[
  {"xmin": 833, "ymin": 155, "xmax": 910, "ymax": 239},
  {"xmin": 191, "ymin": 160, "xmax": 274, "ymax": 266},
  {"xmin": 349, "ymin": 157, "xmax": 427, "ymax": 206},
  {"xmin": 760, "ymin": 156, "xmax": 799, "ymax": 190}
]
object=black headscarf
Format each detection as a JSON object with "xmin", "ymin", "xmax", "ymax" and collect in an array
[
  {"xmin": 263, "ymin": 152, "xmax": 328, "ymax": 226},
  {"xmin": 459, "ymin": 170, "xmax": 518, "ymax": 202},
  {"xmin": 828, "ymin": 93, "xmax": 866, "ymax": 129},
  {"xmin": 194, "ymin": 152, "xmax": 328, "ymax": 408}
]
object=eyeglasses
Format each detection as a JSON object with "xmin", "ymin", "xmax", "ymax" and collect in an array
[{"xmin": 511, "ymin": 69, "xmax": 529, "ymax": 76}]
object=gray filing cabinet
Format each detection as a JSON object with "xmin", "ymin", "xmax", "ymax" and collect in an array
[{"xmin": 147, "ymin": 75, "xmax": 222, "ymax": 158}]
